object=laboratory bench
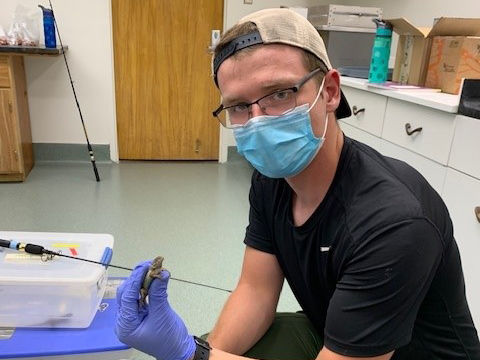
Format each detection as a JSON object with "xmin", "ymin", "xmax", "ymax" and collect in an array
[{"xmin": 339, "ymin": 76, "xmax": 480, "ymax": 328}]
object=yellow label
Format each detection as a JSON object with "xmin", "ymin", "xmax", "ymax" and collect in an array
[{"xmin": 51, "ymin": 243, "xmax": 79, "ymax": 248}]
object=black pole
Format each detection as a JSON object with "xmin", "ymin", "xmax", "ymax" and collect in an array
[{"xmin": 48, "ymin": 0, "xmax": 100, "ymax": 182}]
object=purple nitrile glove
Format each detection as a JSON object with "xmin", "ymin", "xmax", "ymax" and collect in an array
[{"xmin": 116, "ymin": 261, "xmax": 196, "ymax": 360}]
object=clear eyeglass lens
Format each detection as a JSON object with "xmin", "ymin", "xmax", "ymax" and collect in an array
[{"xmin": 262, "ymin": 89, "xmax": 296, "ymax": 109}]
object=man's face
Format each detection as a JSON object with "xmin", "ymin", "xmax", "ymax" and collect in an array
[{"xmin": 216, "ymin": 44, "xmax": 327, "ymax": 137}]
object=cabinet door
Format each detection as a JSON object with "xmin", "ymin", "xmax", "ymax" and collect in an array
[
  {"xmin": 339, "ymin": 120, "xmax": 382, "ymax": 150},
  {"xmin": 0, "ymin": 89, "xmax": 21, "ymax": 173},
  {"xmin": 340, "ymin": 86, "xmax": 387, "ymax": 137},
  {"xmin": 381, "ymin": 98, "xmax": 455, "ymax": 165},
  {"xmin": 449, "ymin": 115, "xmax": 480, "ymax": 180},
  {"xmin": 0, "ymin": 56, "xmax": 10, "ymax": 88},
  {"xmin": 443, "ymin": 169, "xmax": 480, "ymax": 327}
]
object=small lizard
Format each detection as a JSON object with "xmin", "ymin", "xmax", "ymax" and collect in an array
[{"xmin": 140, "ymin": 256, "xmax": 165, "ymax": 306}]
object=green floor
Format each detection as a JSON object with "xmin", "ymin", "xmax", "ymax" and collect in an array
[{"xmin": 0, "ymin": 159, "xmax": 300, "ymax": 359}]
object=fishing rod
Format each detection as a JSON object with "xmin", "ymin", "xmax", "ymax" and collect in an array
[
  {"xmin": 0, "ymin": 239, "xmax": 232, "ymax": 294},
  {"xmin": 46, "ymin": 0, "xmax": 100, "ymax": 182}
]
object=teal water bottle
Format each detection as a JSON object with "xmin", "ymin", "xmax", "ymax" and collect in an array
[{"xmin": 368, "ymin": 19, "xmax": 392, "ymax": 83}]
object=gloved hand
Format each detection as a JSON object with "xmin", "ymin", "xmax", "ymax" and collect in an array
[{"xmin": 116, "ymin": 261, "xmax": 196, "ymax": 360}]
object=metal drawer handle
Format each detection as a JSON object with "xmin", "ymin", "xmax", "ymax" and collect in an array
[
  {"xmin": 475, "ymin": 207, "xmax": 480, "ymax": 223},
  {"xmin": 352, "ymin": 105, "xmax": 365, "ymax": 116},
  {"xmin": 405, "ymin": 123, "xmax": 423, "ymax": 136}
]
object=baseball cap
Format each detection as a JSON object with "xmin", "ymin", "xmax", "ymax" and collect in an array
[{"xmin": 213, "ymin": 8, "xmax": 352, "ymax": 119}]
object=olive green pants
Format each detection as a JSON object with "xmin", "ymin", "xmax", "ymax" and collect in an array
[{"xmin": 203, "ymin": 313, "xmax": 323, "ymax": 360}]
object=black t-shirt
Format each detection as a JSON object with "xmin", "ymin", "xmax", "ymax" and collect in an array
[{"xmin": 244, "ymin": 136, "xmax": 480, "ymax": 359}]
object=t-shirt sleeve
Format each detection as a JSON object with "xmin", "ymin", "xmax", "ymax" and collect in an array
[
  {"xmin": 243, "ymin": 171, "xmax": 274, "ymax": 254},
  {"xmin": 324, "ymin": 218, "xmax": 444, "ymax": 357}
]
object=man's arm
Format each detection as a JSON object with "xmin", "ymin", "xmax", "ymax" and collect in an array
[
  {"xmin": 316, "ymin": 347, "xmax": 393, "ymax": 360},
  {"xmin": 207, "ymin": 246, "xmax": 284, "ymax": 354},
  {"xmin": 208, "ymin": 345, "xmax": 393, "ymax": 360},
  {"xmin": 115, "ymin": 261, "xmax": 394, "ymax": 360}
]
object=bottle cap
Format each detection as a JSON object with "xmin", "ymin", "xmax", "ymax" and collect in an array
[{"xmin": 373, "ymin": 18, "xmax": 393, "ymax": 35}]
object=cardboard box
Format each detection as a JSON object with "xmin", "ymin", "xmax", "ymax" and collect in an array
[
  {"xmin": 387, "ymin": 18, "xmax": 432, "ymax": 86},
  {"xmin": 388, "ymin": 17, "xmax": 480, "ymax": 93},
  {"xmin": 425, "ymin": 36, "xmax": 480, "ymax": 94}
]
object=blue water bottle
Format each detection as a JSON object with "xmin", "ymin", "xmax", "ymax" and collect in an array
[
  {"xmin": 39, "ymin": 5, "xmax": 56, "ymax": 48},
  {"xmin": 368, "ymin": 19, "xmax": 392, "ymax": 83}
]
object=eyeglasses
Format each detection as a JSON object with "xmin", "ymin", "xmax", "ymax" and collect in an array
[{"xmin": 212, "ymin": 68, "xmax": 322, "ymax": 129}]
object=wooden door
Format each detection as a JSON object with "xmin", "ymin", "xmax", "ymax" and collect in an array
[
  {"xmin": 0, "ymin": 89, "xmax": 21, "ymax": 173},
  {"xmin": 112, "ymin": 0, "xmax": 223, "ymax": 160}
]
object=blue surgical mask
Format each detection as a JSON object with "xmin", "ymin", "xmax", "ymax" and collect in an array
[{"xmin": 233, "ymin": 84, "xmax": 328, "ymax": 179}]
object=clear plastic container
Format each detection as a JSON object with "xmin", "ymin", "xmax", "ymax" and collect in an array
[{"xmin": 0, "ymin": 231, "xmax": 113, "ymax": 328}]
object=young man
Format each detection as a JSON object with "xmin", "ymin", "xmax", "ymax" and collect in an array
[{"xmin": 116, "ymin": 8, "xmax": 480, "ymax": 360}]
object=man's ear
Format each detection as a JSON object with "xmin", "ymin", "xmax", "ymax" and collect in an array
[{"xmin": 323, "ymin": 70, "xmax": 341, "ymax": 114}]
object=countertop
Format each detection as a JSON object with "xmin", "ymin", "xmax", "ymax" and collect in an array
[{"xmin": 340, "ymin": 76, "xmax": 460, "ymax": 113}]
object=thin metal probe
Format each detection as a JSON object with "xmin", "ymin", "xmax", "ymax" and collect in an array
[
  {"xmin": 53, "ymin": 253, "xmax": 232, "ymax": 293},
  {"xmin": 44, "ymin": 250, "xmax": 133, "ymax": 271},
  {"xmin": 168, "ymin": 277, "xmax": 232, "ymax": 293},
  {"xmin": 48, "ymin": 252, "xmax": 232, "ymax": 293},
  {"xmin": 0, "ymin": 239, "xmax": 232, "ymax": 293}
]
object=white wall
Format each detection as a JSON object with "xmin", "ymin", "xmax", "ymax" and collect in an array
[{"xmin": 0, "ymin": 0, "xmax": 118, "ymax": 161}]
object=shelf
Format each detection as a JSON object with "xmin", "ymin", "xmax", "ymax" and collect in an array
[{"xmin": 0, "ymin": 45, "xmax": 68, "ymax": 56}]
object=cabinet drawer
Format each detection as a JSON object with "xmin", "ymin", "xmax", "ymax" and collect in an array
[
  {"xmin": 0, "ymin": 56, "xmax": 10, "ymax": 88},
  {"xmin": 340, "ymin": 86, "xmax": 386, "ymax": 137},
  {"xmin": 443, "ymin": 169, "xmax": 480, "ymax": 327},
  {"xmin": 382, "ymin": 98, "xmax": 455, "ymax": 165},
  {"xmin": 339, "ymin": 120, "xmax": 382, "ymax": 150},
  {"xmin": 379, "ymin": 139, "xmax": 447, "ymax": 195},
  {"xmin": 449, "ymin": 115, "xmax": 480, "ymax": 180}
]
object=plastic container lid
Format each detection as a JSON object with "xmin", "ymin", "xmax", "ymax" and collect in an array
[{"xmin": 0, "ymin": 232, "xmax": 113, "ymax": 285}]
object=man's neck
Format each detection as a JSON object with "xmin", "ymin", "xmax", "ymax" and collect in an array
[{"xmin": 286, "ymin": 119, "xmax": 344, "ymax": 226}]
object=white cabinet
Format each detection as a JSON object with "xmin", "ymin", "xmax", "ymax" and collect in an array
[
  {"xmin": 341, "ymin": 86, "xmax": 387, "ymax": 137},
  {"xmin": 340, "ymin": 120, "xmax": 447, "ymax": 194},
  {"xmin": 381, "ymin": 98, "xmax": 456, "ymax": 165},
  {"xmin": 449, "ymin": 115, "xmax": 480, "ymax": 180},
  {"xmin": 340, "ymin": 80, "xmax": 480, "ymax": 329},
  {"xmin": 378, "ymin": 140, "xmax": 447, "ymax": 195},
  {"xmin": 443, "ymin": 169, "xmax": 480, "ymax": 327},
  {"xmin": 339, "ymin": 121, "xmax": 382, "ymax": 149}
]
